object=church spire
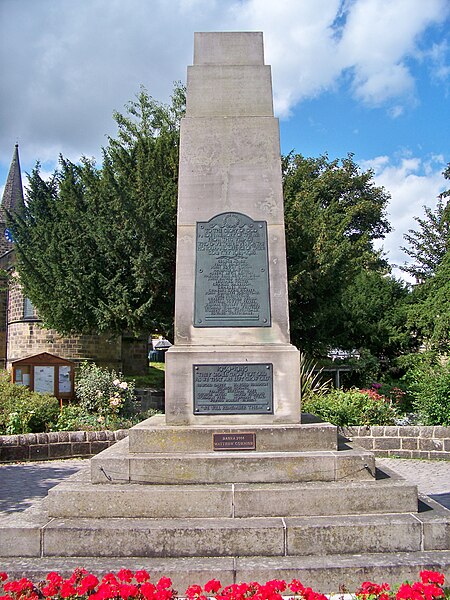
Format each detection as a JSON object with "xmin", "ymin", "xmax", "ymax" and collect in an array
[{"xmin": 1, "ymin": 143, "xmax": 25, "ymax": 220}]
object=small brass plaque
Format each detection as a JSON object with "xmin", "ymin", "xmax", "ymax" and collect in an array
[{"xmin": 213, "ymin": 432, "xmax": 256, "ymax": 451}]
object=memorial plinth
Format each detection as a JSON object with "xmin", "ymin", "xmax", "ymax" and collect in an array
[{"xmin": 165, "ymin": 31, "xmax": 300, "ymax": 425}]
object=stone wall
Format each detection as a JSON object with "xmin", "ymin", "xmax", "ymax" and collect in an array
[
  {"xmin": 0, "ymin": 429, "xmax": 129, "ymax": 462},
  {"xmin": 134, "ymin": 387, "xmax": 165, "ymax": 412},
  {"xmin": 341, "ymin": 425, "xmax": 450, "ymax": 460},
  {"xmin": 7, "ymin": 275, "xmax": 123, "ymax": 370}
]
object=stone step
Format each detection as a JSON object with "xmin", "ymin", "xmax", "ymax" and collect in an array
[
  {"xmin": 90, "ymin": 438, "xmax": 375, "ymax": 484},
  {"xmin": 38, "ymin": 513, "xmax": 427, "ymax": 558},
  {"xmin": 47, "ymin": 465, "xmax": 418, "ymax": 518},
  {"xmin": 128, "ymin": 414, "xmax": 338, "ymax": 453},
  {"xmin": 1, "ymin": 551, "xmax": 450, "ymax": 593},
  {"xmin": 4, "ymin": 501, "xmax": 449, "ymax": 559}
]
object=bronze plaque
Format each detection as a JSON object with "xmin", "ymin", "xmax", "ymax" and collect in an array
[
  {"xmin": 193, "ymin": 363, "xmax": 273, "ymax": 415},
  {"xmin": 194, "ymin": 212, "xmax": 271, "ymax": 327},
  {"xmin": 213, "ymin": 432, "xmax": 256, "ymax": 451}
]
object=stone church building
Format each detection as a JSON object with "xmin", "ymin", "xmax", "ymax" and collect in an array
[{"xmin": 0, "ymin": 145, "xmax": 147, "ymax": 374}]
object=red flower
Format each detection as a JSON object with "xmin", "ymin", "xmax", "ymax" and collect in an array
[
  {"xmin": 204, "ymin": 580, "xmax": 222, "ymax": 594},
  {"xmin": 140, "ymin": 582, "xmax": 157, "ymax": 599},
  {"xmin": 289, "ymin": 579, "xmax": 305, "ymax": 594},
  {"xmin": 156, "ymin": 578, "xmax": 172, "ymax": 591},
  {"xmin": 59, "ymin": 581, "xmax": 77, "ymax": 598},
  {"xmin": 41, "ymin": 583, "xmax": 58, "ymax": 597},
  {"xmin": 117, "ymin": 570, "xmax": 134, "ymax": 583},
  {"xmin": 186, "ymin": 585, "xmax": 204, "ymax": 600},
  {"xmin": 135, "ymin": 571, "xmax": 150, "ymax": 584},
  {"xmin": 420, "ymin": 572, "xmax": 445, "ymax": 587},
  {"xmin": 0, "ymin": 574, "xmax": 8, "ymax": 583},
  {"xmin": 77, "ymin": 574, "xmax": 99, "ymax": 595},
  {"xmin": 119, "ymin": 584, "xmax": 139, "ymax": 599}
]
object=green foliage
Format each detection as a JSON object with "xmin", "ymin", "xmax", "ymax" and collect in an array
[
  {"xmin": 407, "ymin": 250, "xmax": 450, "ymax": 352},
  {"xmin": 283, "ymin": 153, "xmax": 393, "ymax": 356},
  {"xmin": 55, "ymin": 403, "xmax": 158, "ymax": 431},
  {"xmin": 302, "ymin": 387, "xmax": 398, "ymax": 426},
  {"xmin": 9, "ymin": 83, "xmax": 185, "ymax": 338},
  {"xmin": 128, "ymin": 362, "xmax": 165, "ymax": 389},
  {"xmin": 401, "ymin": 171, "xmax": 450, "ymax": 283},
  {"xmin": 0, "ymin": 371, "xmax": 60, "ymax": 434},
  {"xmin": 341, "ymin": 270, "xmax": 414, "ymax": 358},
  {"xmin": 403, "ymin": 355, "xmax": 450, "ymax": 425},
  {"xmin": 75, "ymin": 361, "xmax": 136, "ymax": 425},
  {"xmin": 55, "ymin": 405, "xmax": 104, "ymax": 431}
]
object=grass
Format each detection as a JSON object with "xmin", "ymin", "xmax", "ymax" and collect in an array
[{"xmin": 125, "ymin": 362, "xmax": 165, "ymax": 388}]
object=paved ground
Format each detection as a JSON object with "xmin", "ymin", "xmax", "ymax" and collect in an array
[
  {"xmin": 0, "ymin": 458, "xmax": 87, "ymax": 513},
  {"xmin": 377, "ymin": 457, "xmax": 450, "ymax": 509},
  {"xmin": 0, "ymin": 456, "xmax": 450, "ymax": 513}
]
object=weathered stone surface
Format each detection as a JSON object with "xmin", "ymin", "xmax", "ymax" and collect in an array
[
  {"xmin": 194, "ymin": 31, "xmax": 265, "ymax": 66},
  {"xmin": 286, "ymin": 513, "xmax": 422, "ymax": 555},
  {"xmin": 234, "ymin": 478, "xmax": 418, "ymax": 517},
  {"xmin": 48, "ymin": 479, "xmax": 233, "ymax": 519},
  {"xmin": 235, "ymin": 552, "xmax": 450, "ymax": 593},
  {"xmin": 128, "ymin": 452, "xmax": 337, "ymax": 484},
  {"xmin": 43, "ymin": 517, "xmax": 285, "ymax": 557},
  {"xmin": 91, "ymin": 438, "xmax": 129, "ymax": 484},
  {"xmin": 129, "ymin": 415, "xmax": 337, "ymax": 453}
]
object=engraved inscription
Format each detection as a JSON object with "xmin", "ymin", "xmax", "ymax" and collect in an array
[
  {"xmin": 193, "ymin": 364, "xmax": 273, "ymax": 415},
  {"xmin": 194, "ymin": 212, "xmax": 271, "ymax": 327},
  {"xmin": 213, "ymin": 433, "xmax": 256, "ymax": 451}
]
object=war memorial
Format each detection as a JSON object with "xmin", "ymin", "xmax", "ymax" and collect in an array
[{"xmin": 1, "ymin": 32, "xmax": 450, "ymax": 591}]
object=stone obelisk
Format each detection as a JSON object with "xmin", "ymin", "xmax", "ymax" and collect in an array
[{"xmin": 165, "ymin": 32, "xmax": 300, "ymax": 425}]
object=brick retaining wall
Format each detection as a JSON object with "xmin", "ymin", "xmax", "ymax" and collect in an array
[
  {"xmin": 341, "ymin": 425, "xmax": 450, "ymax": 460},
  {"xmin": 0, "ymin": 429, "xmax": 129, "ymax": 462}
]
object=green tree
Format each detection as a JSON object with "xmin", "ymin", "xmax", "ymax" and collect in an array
[
  {"xmin": 9, "ymin": 84, "xmax": 185, "ymax": 337},
  {"xmin": 340, "ymin": 269, "xmax": 413, "ymax": 358},
  {"xmin": 283, "ymin": 153, "xmax": 392, "ymax": 355},
  {"xmin": 407, "ymin": 249, "xmax": 450, "ymax": 351},
  {"xmin": 400, "ymin": 163, "xmax": 450, "ymax": 283}
]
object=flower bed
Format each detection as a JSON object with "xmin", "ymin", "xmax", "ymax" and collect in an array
[{"xmin": 0, "ymin": 569, "xmax": 447, "ymax": 600}]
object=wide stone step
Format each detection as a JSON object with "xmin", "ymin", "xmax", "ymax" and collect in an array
[
  {"xmin": 47, "ymin": 465, "xmax": 418, "ymax": 518},
  {"xmin": 128, "ymin": 414, "xmax": 338, "ymax": 453},
  {"xmin": 1, "ymin": 552, "xmax": 450, "ymax": 593},
  {"xmin": 40, "ymin": 513, "xmax": 428, "ymax": 558},
  {"xmin": 90, "ymin": 438, "xmax": 375, "ymax": 484}
]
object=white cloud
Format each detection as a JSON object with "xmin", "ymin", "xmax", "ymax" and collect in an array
[
  {"xmin": 362, "ymin": 154, "xmax": 448, "ymax": 278},
  {"xmin": 0, "ymin": 0, "xmax": 448, "ymax": 174}
]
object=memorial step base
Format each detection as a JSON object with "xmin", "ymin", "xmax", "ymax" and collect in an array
[
  {"xmin": 1, "ymin": 552, "xmax": 450, "ymax": 595},
  {"xmin": 128, "ymin": 414, "xmax": 338, "ymax": 453},
  {"xmin": 47, "ymin": 463, "xmax": 418, "ymax": 519},
  {"xmin": 1, "ymin": 494, "xmax": 449, "ymax": 560},
  {"xmin": 90, "ymin": 437, "xmax": 375, "ymax": 484}
]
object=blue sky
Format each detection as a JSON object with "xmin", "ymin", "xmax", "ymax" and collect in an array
[{"xmin": 0, "ymin": 0, "xmax": 449, "ymax": 280}]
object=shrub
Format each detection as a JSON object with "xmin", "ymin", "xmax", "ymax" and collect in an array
[
  {"xmin": 75, "ymin": 361, "xmax": 136, "ymax": 427},
  {"xmin": 302, "ymin": 387, "xmax": 398, "ymax": 426},
  {"xmin": 405, "ymin": 359, "xmax": 450, "ymax": 425},
  {"xmin": 0, "ymin": 370, "xmax": 60, "ymax": 434}
]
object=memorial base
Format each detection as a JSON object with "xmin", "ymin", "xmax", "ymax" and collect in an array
[
  {"xmin": 165, "ymin": 344, "xmax": 301, "ymax": 425},
  {"xmin": 2, "ymin": 418, "xmax": 450, "ymax": 591}
]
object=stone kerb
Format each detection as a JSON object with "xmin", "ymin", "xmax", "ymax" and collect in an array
[
  {"xmin": 341, "ymin": 425, "xmax": 450, "ymax": 460},
  {"xmin": 0, "ymin": 429, "xmax": 128, "ymax": 462}
]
